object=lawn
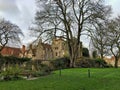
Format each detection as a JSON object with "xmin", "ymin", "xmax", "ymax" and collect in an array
[{"xmin": 0, "ymin": 68, "xmax": 120, "ymax": 90}]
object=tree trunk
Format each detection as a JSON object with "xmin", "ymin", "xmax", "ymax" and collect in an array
[
  {"xmin": 70, "ymin": 58, "xmax": 74, "ymax": 68},
  {"xmin": 114, "ymin": 57, "xmax": 118, "ymax": 68},
  {"xmin": 69, "ymin": 51, "xmax": 74, "ymax": 68},
  {"xmin": 70, "ymin": 56, "xmax": 75, "ymax": 68},
  {"xmin": 69, "ymin": 43, "xmax": 79, "ymax": 68},
  {"xmin": 100, "ymin": 53, "xmax": 104, "ymax": 59}
]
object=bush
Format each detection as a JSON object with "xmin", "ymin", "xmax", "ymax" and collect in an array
[
  {"xmin": 51, "ymin": 57, "xmax": 70, "ymax": 70},
  {"xmin": 0, "ymin": 55, "xmax": 31, "ymax": 71},
  {"xmin": 0, "ymin": 65, "xmax": 23, "ymax": 81},
  {"xmin": 24, "ymin": 61, "xmax": 52, "ymax": 77},
  {"xmin": 76, "ymin": 58, "xmax": 93, "ymax": 68},
  {"xmin": 75, "ymin": 58, "xmax": 109, "ymax": 68},
  {"xmin": 32, "ymin": 64, "xmax": 52, "ymax": 77},
  {"xmin": 82, "ymin": 47, "xmax": 89, "ymax": 57},
  {"xmin": 94, "ymin": 58, "xmax": 108, "ymax": 68}
]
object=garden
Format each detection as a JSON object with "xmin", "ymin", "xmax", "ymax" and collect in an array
[
  {"xmin": 0, "ymin": 68, "xmax": 120, "ymax": 90},
  {"xmin": 0, "ymin": 56, "xmax": 119, "ymax": 90}
]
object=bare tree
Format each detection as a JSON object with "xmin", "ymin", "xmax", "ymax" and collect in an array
[
  {"xmin": 31, "ymin": 0, "xmax": 110, "ymax": 67},
  {"xmin": 106, "ymin": 16, "xmax": 120, "ymax": 68},
  {"xmin": 0, "ymin": 19, "xmax": 23, "ymax": 53},
  {"xmin": 90, "ymin": 21, "xmax": 110, "ymax": 59},
  {"xmin": 88, "ymin": 2, "xmax": 111, "ymax": 59}
]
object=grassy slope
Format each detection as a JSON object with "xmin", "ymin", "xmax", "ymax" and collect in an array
[{"xmin": 0, "ymin": 68, "xmax": 120, "ymax": 90}]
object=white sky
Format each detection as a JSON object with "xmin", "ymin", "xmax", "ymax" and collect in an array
[
  {"xmin": 81, "ymin": 0, "xmax": 120, "ymax": 48},
  {"xmin": 0, "ymin": 0, "xmax": 36, "ymax": 46},
  {"xmin": 0, "ymin": 0, "xmax": 120, "ymax": 47},
  {"xmin": 106, "ymin": 0, "xmax": 120, "ymax": 17}
]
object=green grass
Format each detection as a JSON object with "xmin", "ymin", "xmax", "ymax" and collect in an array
[{"xmin": 0, "ymin": 68, "xmax": 120, "ymax": 90}]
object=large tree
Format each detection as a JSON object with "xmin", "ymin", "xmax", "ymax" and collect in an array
[
  {"xmin": 88, "ymin": 3, "xmax": 111, "ymax": 59},
  {"xmin": 90, "ymin": 21, "xmax": 110, "ymax": 59},
  {"xmin": 0, "ymin": 19, "xmax": 23, "ymax": 52},
  {"xmin": 106, "ymin": 16, "xmax": 120, "ymax": 68},
  {"xmin": 32, "ymin": 0, "xmax": 110, "ymax": 67}
]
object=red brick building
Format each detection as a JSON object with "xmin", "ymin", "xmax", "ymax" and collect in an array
[{"xmin": 1, "ymin": 46, "xmax": 21, "ymax": 57}]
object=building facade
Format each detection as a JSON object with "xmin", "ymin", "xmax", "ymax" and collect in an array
[
  {"xmin": 0, "ymin": 37, "xmax": 83, "ymax": 61},
  {"xmin": 1, "ymin": 46, "xmax": 21, "ymax": 57},
  {"xmin": 52, "ymin": 38, "xmax": 68, "ymax": 58},
  {"xmin": 20, "ymin": 38, "xmax": 82, "ymax": 60},
  {"xmin": 104, "ymin": 56, "xmax": 120, "ymax": 67},
  {"xmin": 35, "ymin": 41, "xmax": 53, "ymax": 60}
]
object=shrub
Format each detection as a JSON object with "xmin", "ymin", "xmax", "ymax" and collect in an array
[
  {"xmin": 93, "ymin": 58, "xmax": 108, "ymax": 68},
  {"xmin": 92, "ymin": 51, "xmax": 98, "ymax": 58},
  {"xmin": 0, "ymin": 65, "xmax": 23, "ymax": 81},
  {"xmin": 75, "ymin": 58, "xmax": 93, "ymax": 68},
  {"xmin": 24, "ymin": 61, "xmax": 52, "ymax": 77},
  {"xmin": 32, "ymin": 64, "xmax": 52, "ymax": 77},
  {"xmin": 51, "ymin": 57, "xmax": 70, "ymax": 70},
  {"xmin": 82, "ymin": 47, "xmax": 89, "ymax": 57},
  {"xmin": 75, "ymin": 58, "xmax": 109, "ymax": 68},
  {"xmin": 0, "ymin": 55, "xmax": 31, "ymax": 71}
]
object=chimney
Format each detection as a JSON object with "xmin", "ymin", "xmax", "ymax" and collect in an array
[
  {"xmin": 22, "ymin": 45, "xmax": 26, "ymax": 55},
  {"xmin": 29, "ymin": 44, "xmax": 32, "ymax": 49}
]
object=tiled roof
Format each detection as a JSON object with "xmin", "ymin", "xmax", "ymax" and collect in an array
[
  {"xmin": 41, "ymin": 43, "xmax": 52, "ymax": 50},
  {"xmin": 1, "ymin": 46, "xmax": 21, "ymax": 57}
]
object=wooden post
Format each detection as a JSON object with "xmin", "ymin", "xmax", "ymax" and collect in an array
[
  {"xmin": 59, "ymin": 67, "xmax": 61, "ymax": 76},
  {"xmin": 88, "ymin": 69, "xmax": 90, "ymax": 78}
]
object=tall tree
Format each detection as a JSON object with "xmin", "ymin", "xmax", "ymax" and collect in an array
[
  {"xmin": 0, "ymin": 19, "xmax": 23, "ymax": 52},
  {"xmin": 90, "ymin": 22, "xmax": 109, "ymax": 59},
  {"xmin": 106, "ymin": 16, "xmax": 120, "ymax": 68},
  {"xmin": 32, "ymin": 0, "xmax": 110, "ymax": 67},
  {"xmin": 88, "ymin": 4, "xmax": 111, "ymax": 59}
]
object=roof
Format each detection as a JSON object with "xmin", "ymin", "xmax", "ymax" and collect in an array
[
  {"xmin": 31, "ymin": 49, "xmax": 36, "ymax": 56},
  {"xmin": 1, "ymin": 46, "xmax": 21, "ymax": 57},
  {"xmin": 41, "ymin": 43, "xmax": 52, "ymax": 50},
  {"xmin": 54, "ymin": 38, "xmax": 64, "ymax": 41}
]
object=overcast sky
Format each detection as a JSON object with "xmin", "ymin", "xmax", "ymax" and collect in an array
[
  {"xmin": 0, "ymin": 0, "xmax": 36, "ymax": 46},
  {"xmin": 0, "ymin": 0, "xmax": 120, "ymax": 47}
]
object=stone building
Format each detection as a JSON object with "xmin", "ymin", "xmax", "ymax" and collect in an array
[
  {"xmin": 35, "ymin": 40, "xmax": 53, "ymax": 60},
  {"xmin": 0, "ymin": 37, "xmax": 82, "ymax": 60},
  {"xmin": 21, "ymin": 38, "xmax": 82, "ymax": 60},
  {"xmin": 52, "ymin": 38, "xmax": 68, "ymax": 58},
  {"xmin": 21, "ymin": 39, "xmax": 53, "ymax": 60},
  {"xmin": 104, "ymin": 56, "xmax": 120, "ymax": 67},
  {"xmin": 51, "ymin": 38, "xmax": 82, "ymax": 59}
]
